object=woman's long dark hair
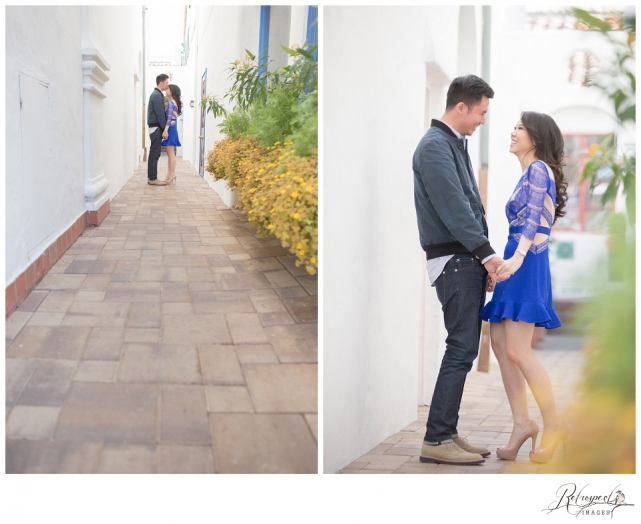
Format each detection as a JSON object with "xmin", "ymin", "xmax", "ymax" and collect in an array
[
  {"xmin": 520, "ymin": 111, "xmax": 568, "ymax": 223},
  {"xmin": 168, "ymin": 84, "xmax": 182, "ymax": 115}
]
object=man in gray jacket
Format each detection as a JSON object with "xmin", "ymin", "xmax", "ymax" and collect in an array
[
  {"xmin": 413, "ymin": 75, "xmax": 504, "ymax": 466},
  {"xmin": 147, "ymin": 74, "xmax": 169, "ymax": 185}
]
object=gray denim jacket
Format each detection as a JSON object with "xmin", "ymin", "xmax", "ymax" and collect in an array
[{"xmin": 413, "ymin": 119, "xmax": 495, "ymax": 261}]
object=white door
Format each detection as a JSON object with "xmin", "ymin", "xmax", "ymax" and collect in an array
[{"xmin": 19, "ymin": 74, "xmax": 54, "ymax": 260}]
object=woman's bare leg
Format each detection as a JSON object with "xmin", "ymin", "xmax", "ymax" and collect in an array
[
  {"xmin": 490, "ymin": 321, "xmax": 532, "ymax": 448},
  {"xmin": 167, "ymin": 146, "xmax": 176, "ymax": 182},
  {"xmin": 503, "ymin": 319, "xmax": 561, "ymax": 448}
]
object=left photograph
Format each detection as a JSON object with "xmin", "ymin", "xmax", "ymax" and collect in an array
[{"xmin": 5, "ymin": 5, "xmax": 318, "ymax": 474}]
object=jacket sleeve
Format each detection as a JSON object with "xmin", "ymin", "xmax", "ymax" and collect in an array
[
  {"xmin": 521, "ymin": 161, "xmax": 549, "ymax": 240},
  {"xmin": 153, "ymin": 92, "xmax": 167, "ymax": 130},
  {"xmin": 417, "ymin": 138, "xmax": 494, "ymax": 260}
]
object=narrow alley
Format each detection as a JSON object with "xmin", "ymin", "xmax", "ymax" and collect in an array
[{"xmin": 6, "ymin": 159, "xmax": 318, "ymax": 474}]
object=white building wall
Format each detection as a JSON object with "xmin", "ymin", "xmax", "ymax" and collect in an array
[
  {"xmin": 323, "ymin": 6, "xmax": 481, "ymax": 473},
  {"xmin": 5, "ymin": 6, "xmax": 142, "ymax": 286},
  {"xmin": 180, "ymin": 6, "xmax": 302, "ymax": 206},
  {"xmin": 87, "ymin": 6, "xmax": 143, "ymax": 199}
]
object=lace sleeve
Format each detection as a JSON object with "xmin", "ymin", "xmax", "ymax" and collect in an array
[
  {"xmin": 165, "ymin": 101, "xmax": 176, "ymax": 127},
  {"xmin": 521, "ymin": 161, "xmax": 549, "ymax": 241}
]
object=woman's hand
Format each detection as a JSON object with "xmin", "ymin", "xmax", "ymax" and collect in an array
[
  {"xmin": 496, "ymin": 255, "xmax": 524, "ymax": 279},
  {"xmin": 487, "ymin": 275, "xmax": 496, "ymax": 292}
]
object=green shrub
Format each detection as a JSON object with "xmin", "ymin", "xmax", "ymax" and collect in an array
[
  {"xmin": 247, "ymin": 86, "xmax": 298, "ymax": 147},
  {"xmin": 287, "ymin": 90, "xmax": 318, "ymax": 157},
  {"xmin": 219, "ymin": 107, "xmax": 250, "ymax": 139}
]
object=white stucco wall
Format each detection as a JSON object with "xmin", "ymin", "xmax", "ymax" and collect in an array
[
  {"xmin": 87, "ymin": 6, "xmax": 143, "ymax": 198},
  {"xmin": 180, "ymin": 6, "xmax": 301, "ymax": 205},
  {"xmin": 324, "ymin": 6, "xmax": 482, "ymax": 474},
  {"xmin": 6, "ymin": 7, "xmax": 85, "ymax": 285},
  {"xmin": 5, "ymin": 6, "xmax": 142, "ymax": 286}
]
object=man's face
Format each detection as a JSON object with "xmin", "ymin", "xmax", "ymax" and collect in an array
[
  {"xmin": 461, "ymin": 95, "xmax": 489, "ymax": 136},
  {"xmin": 159, "ymin": 79, "xmax": 169, "ymax": 92}
]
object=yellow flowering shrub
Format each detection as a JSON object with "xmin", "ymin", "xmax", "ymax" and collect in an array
[
  {"xmin": 206, "ymin": 137, "xmax": 259, "ymax": 189},
  {"xmin": 206, "ymin": 139, "xmax": 318, "ymax": 274}
]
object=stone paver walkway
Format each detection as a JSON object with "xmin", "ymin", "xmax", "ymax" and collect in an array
[
  {"xmin": 6, "ymin": 158, "xmax": 318, "ymax": 473},
  {"xmin": 341, "ymin": 335, "xmax": 583, "ymax": 474}
]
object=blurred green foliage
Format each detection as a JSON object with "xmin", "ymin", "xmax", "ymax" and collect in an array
[{"xmin": 557, "ymin": 8, "xmax": 636, "ymax": 474}]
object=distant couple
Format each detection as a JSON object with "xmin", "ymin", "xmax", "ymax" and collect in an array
[
  {"xmin": 413, "ymin": 75, "xmax": 569, "ymax": 466},
  {"xmin": 147, "ymin": 73, "xmax": 182, "ymax": 186}
]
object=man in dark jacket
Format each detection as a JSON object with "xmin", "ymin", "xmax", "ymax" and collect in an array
[
  {"xmin": 413, "ymin": 75, "xmax": 505, "ymax": 466},
  {"xmin": 147, "ymin": 74, "xmax": 169, "ymax": 185}
]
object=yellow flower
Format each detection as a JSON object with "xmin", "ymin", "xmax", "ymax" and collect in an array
[
  {"xmin": 291, "ymin": 192, "xmax": 298, "ymax": 198},
  {"xmin": 310, "ymin": 257, "xmax": 316, "ymax": 264},
  {"xmin": 588, "ymin": 142, "xmax": 599, "ymax": 159},
  {"xmin": 293, "ymin": 213, "xmax": 300, "ymax": 220},
  {"xmin": 280, "ymin": 189, "xmax": 286, "ymax": 194},
  {"xmin": 306, "ymin": 186, "xmax": 313, "ymax": 192},
  {"xmin": 296, "ymin": 242, "xmax": 303, "ymax": 249},
  {"xmin": 267, "ymin": 224, "xmax": 274, "ymax": 230},
  {"xmin": 298, "ymin": 250, "xmax": 305, "ymax": 256}
]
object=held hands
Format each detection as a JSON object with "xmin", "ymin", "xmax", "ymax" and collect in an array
[
  {"xmin": 162, "ymin": 131, "xmax": 168, "ymax": 140},
  {"xmin": 484, "ymin": 256, "xmax": 507, "ymax": 288},
  {"xmin": 496, "ymin": 255, "xmax": 524, "ymax": 280}
]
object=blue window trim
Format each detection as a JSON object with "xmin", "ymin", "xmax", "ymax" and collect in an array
[
  {"xmin": 259, "ymin": 6, "xmax": 271, "ymax": 75},
  {"xmin": 306, "ymin": 5, "xmax": 318, "ymax": 61}
]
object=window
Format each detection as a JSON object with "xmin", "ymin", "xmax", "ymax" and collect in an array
[{"xmin": 555, "ymin": 134, "xmax": 615, "ymax": 232}]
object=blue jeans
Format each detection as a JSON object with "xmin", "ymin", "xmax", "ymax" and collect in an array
[{"xmin": 424, "ymin": 254, "xmax": 487, "ymax": 444}]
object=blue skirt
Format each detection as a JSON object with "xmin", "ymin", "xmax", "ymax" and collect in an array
[
  {"xmin": 479, "ymin": 236, "xmax": 561, "ymax": 329},
  {"xmin": 162, "ymin": 125, "xmax": 181, "ymax": 147}
]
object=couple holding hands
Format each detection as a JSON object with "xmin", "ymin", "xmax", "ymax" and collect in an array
[
  {"xmin": 147, "ymin": 73, "xmax": 183, "ymax": 186},
  {"xmin": 413, "ymin": 75, "xmax": 568, "ymax": 466}
]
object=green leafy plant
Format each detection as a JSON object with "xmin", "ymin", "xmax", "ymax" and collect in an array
[
  {"xmin": 203, "ymin": 43, "xmax": 318, "ymax": 272},
  {"xmin": 571, "ymin": 7, "xmax": 636, "ymax": 225},
  {"xmin": 218, "ymin": 107, "xmax": 250, "ymax": 139}
]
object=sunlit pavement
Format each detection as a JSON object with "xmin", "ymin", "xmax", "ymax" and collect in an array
[
  {"xmin": 6, "ymin": 159, "xmax": 317, "ymax": 473},
  {"xmin": 341, "ymin": 334, "xmax": 583, "ymax": 474}
]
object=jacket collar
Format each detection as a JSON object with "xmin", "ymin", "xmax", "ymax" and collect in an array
[{"xmin": 431, "ymin": 119, "xmax": 467, "ymax": 150}]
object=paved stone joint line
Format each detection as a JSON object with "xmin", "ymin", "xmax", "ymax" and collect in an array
[
  {"xmin": 6, "ymin": 160, "xmax": 318, "ymax": 474},
  {"xmin": 341, "ymin": 337, "xmax": 583, "ymax": 474}
]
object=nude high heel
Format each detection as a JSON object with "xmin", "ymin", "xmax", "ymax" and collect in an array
[
  {"xmin": 165, "ymin": 175, "xmax": 177, "ymax": 185},
  {"xmin": 529, "ymin": 423, "xmax": 569, "ymax": 464},
  {"xmin": 496, "ymin": 420, "xmax": 539, "ymax": 460}
]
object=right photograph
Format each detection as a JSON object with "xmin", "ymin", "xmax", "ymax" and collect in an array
[{"xmin": 323, "ymin": 5, "xmax": 635, "ymax": 474}]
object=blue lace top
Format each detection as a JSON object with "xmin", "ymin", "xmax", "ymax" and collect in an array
[
  {"xmin": 506, "ymin": 160, "xmax": 556, "ymax": 254},
  {"xmin": 165, "ymin": 99, "xmax": 178, "ymax": 127}
]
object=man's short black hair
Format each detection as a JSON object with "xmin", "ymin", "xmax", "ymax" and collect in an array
[
  {"xmin": 445, "ymin": 75, "xmax": 494, "ymax": 111},
  {"xmin": 156, "ymin": 73, "xmax": 169, "ymax": 86}
]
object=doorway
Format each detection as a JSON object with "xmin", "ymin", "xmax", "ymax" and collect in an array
[{"xmin": 198, "ymin": 69, "xmax": 207, "ymax": 178}]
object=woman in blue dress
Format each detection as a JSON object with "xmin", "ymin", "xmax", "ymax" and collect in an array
[
  {"xmin": 162, "ymin": 84, "xmax": 182, "ymax": 185},
  {"xmin": 480, "ymin": 112, "xmax": 568, "ymax": 463}
]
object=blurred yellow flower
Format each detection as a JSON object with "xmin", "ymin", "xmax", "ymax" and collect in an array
[{"xmin": 588, "ymin": 142, "xmax": 599, "ymax": 158}]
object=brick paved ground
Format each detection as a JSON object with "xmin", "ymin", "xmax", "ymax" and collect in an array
[
  {"xmin": 341, "ymin": 335, "xmax": 583, "ymax": 474},
  {"xmin": 5, "ymin": 159, "xmax": 318, "ymax": 473}
]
